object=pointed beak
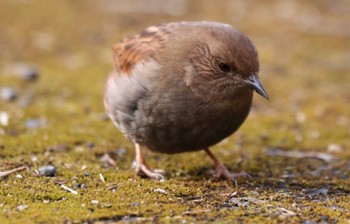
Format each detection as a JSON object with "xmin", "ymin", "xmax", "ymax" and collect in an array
[{"xmin": 244, "ymin": 74, "xmax": 269, "ymax": 100}]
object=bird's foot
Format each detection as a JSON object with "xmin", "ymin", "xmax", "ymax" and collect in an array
[
  {"xmin": 132, "ymin": 161, "xmax": 165, "ymax": 181},
  {"xmin": 210, "ymin": 164, "xmax": 253, "ymax": 186},
  {"xmin": 204, "ymin": 148, "xmax": 253, "ymax": 186}
]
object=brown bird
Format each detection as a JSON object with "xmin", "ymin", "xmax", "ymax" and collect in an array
[{"xmin": 104, "ymin": 21, "xmax": 269, "ymax": 181}]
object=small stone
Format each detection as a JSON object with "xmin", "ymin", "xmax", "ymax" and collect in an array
[
  {"xmin": 131, "ymin": 202, "xmax": 139, "ymax": 207},
  {"xmin": 16, "ymin": 174, "xmax": 23, "ymax": 179},
  {"xmin": 17, "ymin": 205, "xmax": 28, "ymax": 211},
  {"xmin": 102, "ymin": 203, "xmax": 112, "ymax": 208},
  {"xmin": 91, "ymin": 200, "xmax": 99, "ymax": 205},
  {"xmin": 38, "ymin": 165, "xmax": 56, "ymax": 177},
  {"xmin": 31, "ymin": 156, "xmax": 38, "ymax": 163},
  {"xmin": 0, "ymin": 87, "xmax": 17, "ymax": 101},
  {"xmin": 154, "ymin": 188, "xmax": 168, "ymax": 194},
  {"xmin": 84, "ymin": 172, "xmax": 90, "ymax": 177},
  {"xmin": 0, "ymin": 112, "xmax": 9, "ymax": 126}
]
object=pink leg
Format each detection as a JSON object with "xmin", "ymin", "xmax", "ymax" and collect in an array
[
  {"xmin": 133, "ymin": 143, "xmax": 165, "ymax": 180},
  {"xmin": 204, "ymin": 148, "xmax": 252, "ymax": 183}
]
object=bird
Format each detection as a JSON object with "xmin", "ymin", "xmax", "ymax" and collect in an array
[{"xmin": 104, "ymin": 21, "xmax": 269, "ymax": 181}]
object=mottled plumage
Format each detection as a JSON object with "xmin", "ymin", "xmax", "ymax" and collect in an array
[{"xmin": 104, "ymin": 21, "xmax": 268, "ymax": 180}]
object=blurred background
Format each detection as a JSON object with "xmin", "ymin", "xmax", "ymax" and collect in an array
[
  {"xmin": 0, "ymin": 0, "xmax": 350, "ymax": 222},
  {"xmin": 1, "ymin": 0, "xmax": 349, "ymax": 152}
]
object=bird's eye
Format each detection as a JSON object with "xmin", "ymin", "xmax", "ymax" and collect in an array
[{"xmin": 219, "ymin": 62, "xmax": 230, "ymax": 72}]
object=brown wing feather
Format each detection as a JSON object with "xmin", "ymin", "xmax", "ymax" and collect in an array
[{"xmin": 113, "ymin": 24, "xmax": 173, "ymax": 74}]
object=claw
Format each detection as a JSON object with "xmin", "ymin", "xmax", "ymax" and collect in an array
[
  {"xmin": 204, "ymin": 148, "xmax": 254, "ymax": 186},
  {"xmin": 133, "ymin": 143, "xmax": 165, "ymax": 181}
]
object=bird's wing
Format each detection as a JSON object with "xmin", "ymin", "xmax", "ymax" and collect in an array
[
  {"xmin": 105, "ymin": 24, "xmax": 177, "ymax": 140},
  {"xmin": 112, "ymin": 24, "xmax": 174, "ymax": 75}
]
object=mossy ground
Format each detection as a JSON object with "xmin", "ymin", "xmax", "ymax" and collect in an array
[{"xmin": 0, "ymin": 0, "xmax": 349, "ymax": 223}]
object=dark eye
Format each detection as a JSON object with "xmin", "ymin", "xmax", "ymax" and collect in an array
[{"xmin": 219, "ymin": 62, "xmax": 230, "ymax": 72}]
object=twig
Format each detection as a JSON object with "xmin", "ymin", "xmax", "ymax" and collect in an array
[
  {"xmin": 100, "ymin": 153, "xmax": 116, "ymax": 166},
  {"xmin": 267, "ymin": 148, "xmax": 335, "ymax": 162},
  {"xmin": 0, "ymin": 166, "xmax": 27, "ymax": 178},
  {"xmin": 182, "ymin": 210, "xmax": 211, "ymax": 215},
  {"xmin": 99, "ymin": 173, "xmax": 105, "ymax": 183},
  {"xmin": 61, "ymin": 184, "xmax": 78, "ymax": 195}
]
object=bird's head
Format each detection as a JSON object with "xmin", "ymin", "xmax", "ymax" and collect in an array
[{"xmin": 184, "ymin": 23, "xmax": 269, "ymax": 101}]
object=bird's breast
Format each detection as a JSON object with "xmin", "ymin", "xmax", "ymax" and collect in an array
[{"xmin": 133, "ymin": 89, "xmax": 253, "ymax": 154}]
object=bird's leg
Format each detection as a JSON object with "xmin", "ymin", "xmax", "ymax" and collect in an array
[
  {"xmin": 133, "ymin": 143, "xmax": 165, "ymax": 180},
  {"xmin": 204, "ymin": 148, "xmax": 252, "ymax": 183}
]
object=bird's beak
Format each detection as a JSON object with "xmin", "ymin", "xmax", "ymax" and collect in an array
[{"xmin": 244, "ymin": 74, "xmax": 269, "ymax": 100}]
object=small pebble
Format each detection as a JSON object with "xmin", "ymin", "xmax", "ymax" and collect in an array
[
  {"xmin": 0, "ymin": 87, "xmax": 17, "ymax": 101},
  {"xmin": 131, "ymin": 202, "xmax": 139, "ymax": 207},
  {"xmin": 91, "ymin": 200, "xmax": 99, "ymax": 205},
  {"xmin": 16, "ymin": 205, "xmax": 28, "ymax": 211},
  {"xmin": 154, "ymin": 188, "xmax": 168, "ymax": 194},
  {"xmin": 102, "ymin": 203, "xmax": 112, "ymax": 208},
  {"xmin": 0, "ymin": 112, "xmax": 9, "ymax": 126},
  {"xmin": 31, "ymin": 156, "xmax": 38, "ymax": 163},
  {"xmin": 38, "ymin": 165, "xmax": 56, "ymax": 177},
  {"xmin": 84, "ymin": 172, "xmax": 90, "ymax": 177}
]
